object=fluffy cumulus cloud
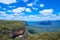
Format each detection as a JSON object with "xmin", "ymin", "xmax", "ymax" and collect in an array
[
  {"xmin": 24, "ymin": 14, "xmax": 60, "ymax": 21},
  {"xmin": 27, "ymin": 3, "xmax": 33, "ymax": 7},
  {"xmin": 10, "ymin": 7, "xmax": 25, "ymax": 16},
  {"xmin": 0, "ymin": 8, "xmax": 60, "ymax": 21},
  {"xmin": 0, "ymin": 10, "xmax": 38, "ymax": 21},
  {"xmin": 12, "ymin": 7, "xmax": 25, "ymax": 13},
  {"xmin": 0, "ymin": 7, "xmax": 32, "ymax": 20},
  {"xmin": 26, "ymin": 15, "xmax": 40, "ymax": 21},
  {"xmin": 23, "ymin": 0, "xmax": 28, "ymax": 3},
  {"xmin": 27, "ymin": 0, "xmax": 38, "ymax": 7},
  {"xmin": 40, "ymin": 4, "xmax": 44, "ymax": 7},
  {"xmin": 39, "ymin": 9, "xmax": 53, "ymax": 16},
  {"xmin": 32, "ymin": 7, "xmax": 38, "ymax": 10},
  {"xmin": 0, "ymin": 11, "xmax": 15, "ymax": 20},
  {"xmin": 0, "ymin": 11, "xmax": 7, "ymax": 17},
  {"xmin": 25, "ymin": 8, "xmax": 31, "ymax": 12},
  {"xmin": 55, "ymin": 16, "xmax": 60, "ymax": 20},
  {"xmin": 12, "ymin": 7, "xmax": 31, "ymax": 13},
  {"xmin": 18, "ymin": 9, "xmax": 60, "ymax": 21},
  {"xmin": 0, "ymin": 0, "xmax": 60, "ymax": 21},
  {"xmin": 27, "ymin": 3, "xmax": 38, "ymax": 10},
  {"xmin": 0, "ymin": 0, "xmax": 16, "ymax": 4},
  {"xmin": 26, "ymin": 0, "xmax": 39, "ymax": 10},
  {"xmin": 10, "ymin": 7, "xmax": 31, "ymax": 17}
]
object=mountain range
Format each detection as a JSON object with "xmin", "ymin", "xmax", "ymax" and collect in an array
[{"xmin": 26, "ymin": 20, "xmax": 60, "ymax": 32}]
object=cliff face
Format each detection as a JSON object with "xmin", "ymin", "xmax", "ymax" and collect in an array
[{"xmin": 0, "ymin": 20, "xmax": 27, "ymax": 40}]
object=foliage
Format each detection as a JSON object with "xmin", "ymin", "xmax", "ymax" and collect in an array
[
  {"xmin": 27, "ymin": 32, "xmax": 60, "ymax": 40},
  {"xmin": 0, "ymin": 20, "xmax": 26, "ymax": 40},
  {"xmin": 0, "ymin": 20, "xmax": 60, "ymax": 40}
]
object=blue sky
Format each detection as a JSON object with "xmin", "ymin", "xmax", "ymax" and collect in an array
[{"xmin": 0, "ymin": 0, "xmax": 60, "ymax": 21}]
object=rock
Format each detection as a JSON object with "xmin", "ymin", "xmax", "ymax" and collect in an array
[{"xmin": 10, "ymin": 27, "xmax": 25, "ymax": 39}]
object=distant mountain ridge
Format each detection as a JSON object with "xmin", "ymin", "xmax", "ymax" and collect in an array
[
  {"xmin": 26, "ymin": 20, "xmax": 60, "ymax": 26},
  {"xmin": 26, "ymin": 20, "xmax": 60, "ymax": 32}
]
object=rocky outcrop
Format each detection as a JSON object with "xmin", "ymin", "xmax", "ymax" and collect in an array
[{"xmin": 10, "ymin": 27, "xmax": 25, "ymax": 39}]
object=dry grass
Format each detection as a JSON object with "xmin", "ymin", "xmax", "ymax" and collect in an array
[{"xmin": 27, "ymin": 32, "xmax": 60, "ymax": 40}]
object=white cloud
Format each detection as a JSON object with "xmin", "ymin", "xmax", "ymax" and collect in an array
[
  {"xmin": 12, "ymin": 7, "xmax": 25, "ymax": 13},
  {"xmin": 7, "ymin": 14, "xmax": 15, "ymax": 19},
  {"xmin": 14, "ymin": 15, "xmax": 40, "ymax": 21},
  {"xmin": 40, "ymin": 4, "xmax": 44, "ymax": 7},
  {"xmin": 39, "ymin": 9, "xmax": 53, "ymax": 16},
  {"xmin": 0, "ymin": 11, "xmax": 8, "ymax": 16},
  {"xmin": 6, "ymin": 7, "xmax": 31, "ymax": 17},
  {"xmin": 25, "ymin": 8, "xmax": 31, "ymax": 12},
  {"xmin": 27, "ymin": 3, "xmax": 38, "ymax": 10},
  {"xmin": 27, "ymin": 3, "xmax": 33, "ymax": 7},
  {"xmin": 32, "ymin": 7, "xmax": 38, "ymax": 10},
  {"xmin": 27, "ymin": 0, "xmax": 38, "ymax": 7},
  {"xmin": 11, "ymin": 7, "xmax": 26, "ymax": 16},
  {"xmin": 0, "ymin": 13, "xmax": 60, "ymax": 21},
  {"xmin": 19, "ymin": 15, "xmax": 51, "ymax": 21},
  {"xmin": 0, "ymin": 0, "xmax": 16, "ymax": 4},
  {"xmin": 12, "ymin": 7, "xmax": 31, "ymax": 13},
  {"xmin": 0, "ymin": 11, "xmax": 15, "ymax": 20},
  {"xmin": 28, "ymin": 15, "xmax": 37, "ymax": 17},
  {"xmin": 54, "ymin": 16, "xmax": 60, "ymax": 20},
  {"xmin": 24, "ymin": 15, "xmax": 60, "ymax": 21},
  {"xmin": 23, "ymin": 0, "xmax": 28, "ymax": 3},
  {"xmin": 0, "ymin": 8, "xmax": 60, "ymax": 21}
]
